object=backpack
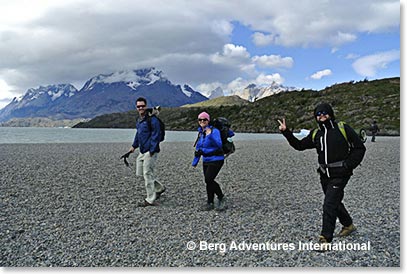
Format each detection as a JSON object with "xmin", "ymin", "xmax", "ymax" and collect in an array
[
  {"xmin": 211, "ymin": 117, "xmax": 235, "ymax": 156},
  {"xmin": 312, "ymin": 121, "xmax": 348, "ymax": 143},
  {"xmin": 311, "ymin": 121, "xmax": 366, "ymax": 145},
  {"xmin": 146, "ymin": 114, "xmax": 165, "ymax": 142}
]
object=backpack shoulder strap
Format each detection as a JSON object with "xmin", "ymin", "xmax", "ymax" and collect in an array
[
  {"xmin": 311, "ymin": 128, "xmax": 319, "ymax": 142},
  {"xmin": 193, "ymin": 132, "xmax": 201, "ymax": 147},
  {"xmin": 146, "ymin": 115, "xmax": 153, "ymax": 132},
  {"xmin": 311, "ymin": 122, "xmax": 349, "ymax": 144},
  {"xmin": 338, "ymin": 121, "xmax": 348, "ymax": 143}
]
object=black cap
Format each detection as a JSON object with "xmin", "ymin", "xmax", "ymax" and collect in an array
[{"xmin": 314, "ymin": 103, "xmax": 335, "ymax": 119}]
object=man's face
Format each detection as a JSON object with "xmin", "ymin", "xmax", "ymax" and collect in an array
[
  {"xmin": 316, "ymin": 110, "xmax": 330, "ymax": 122},
  {"xmin": 136, "ymin": 101, "xmax": 147, "ymax": 116}
]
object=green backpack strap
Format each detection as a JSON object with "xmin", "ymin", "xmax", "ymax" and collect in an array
[
  {"xmin": 311, "ymin": 121, "xmax": 348, "ymax": 143},
  {"xmin": 338, "ymin": 121, "xmax": 348, "ymax": 143},
  {"xmin": 311, "ymin": 128, "xmax": 318, "ymax": 142}
]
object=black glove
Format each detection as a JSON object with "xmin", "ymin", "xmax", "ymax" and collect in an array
[
  {"xmin": 120, "ymin": 151, "xmax": 132, "ymax": 167},
  {"xmin": 194, "ymin": 150, "xmax": 203, "ymax": 157}
]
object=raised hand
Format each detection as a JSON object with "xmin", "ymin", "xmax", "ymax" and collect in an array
[{"xmin": 277, "ymin": 118, "xmax": 287, "ymax": 132}]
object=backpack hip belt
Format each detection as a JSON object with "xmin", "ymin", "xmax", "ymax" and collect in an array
[{"xmin": 320, "ymin": 160, "xmax": 345, "ymax": 168}]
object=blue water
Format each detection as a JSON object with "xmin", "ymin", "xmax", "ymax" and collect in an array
[{"xmin": 0, "ymin": 127, "xmax": 293, "ymax": 144}]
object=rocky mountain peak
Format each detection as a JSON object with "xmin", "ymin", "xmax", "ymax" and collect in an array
[{"xmin": 81, "ymin": 67, "xmax": 166, "ymax": 91}]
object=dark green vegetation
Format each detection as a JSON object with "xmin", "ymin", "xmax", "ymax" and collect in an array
[{"xmin": 74, "ymin": 77, "xmax": 400, "ymax": 135}]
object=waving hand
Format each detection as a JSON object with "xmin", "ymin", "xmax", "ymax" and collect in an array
[{"xmin": 277, "ymin": 118, "xmax": 287, "ymax": 132}]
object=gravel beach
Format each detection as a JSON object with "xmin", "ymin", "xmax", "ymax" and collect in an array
[{"xmin": 0, "ymin": 137, "xmax": 400, "ymax": 267}]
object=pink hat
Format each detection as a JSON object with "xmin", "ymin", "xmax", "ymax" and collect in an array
[{"xmin": 198, "ymin": 112, "xmax": 210, "ymax": 121}]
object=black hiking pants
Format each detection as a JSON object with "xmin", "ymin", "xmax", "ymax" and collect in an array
[
  {"xmin": 372, "ymin": 132, "xmax": 377, "ymax": 142},
  {"xmin": 320, "ymin": 176, "xmax": 353, "ymax": 242},
  {"xmin": 203, "ymin": 160, "xmax": 224, "ymax": 204}
]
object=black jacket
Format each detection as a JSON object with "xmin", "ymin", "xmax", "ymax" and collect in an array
[{"xmin": 282, "ymin": 120, "xmax": 366, "ymax": 178}]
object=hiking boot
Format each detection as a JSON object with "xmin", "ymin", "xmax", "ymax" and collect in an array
[
  {"xmin": 156, "ymin": 186, "xmax": 166, "ymax": 200},
  {"xmin": 137, "ymin": 200, "xmax": 158, "ymax": 207},
  {"xmin": 315, "ymin": 235, "xmax": 330, "ymax": 253},
  {"xmin": 201, "ymin": 202, "xmax": 214, "ymax": 211},
  {"xmin": 216, "ymin": 197, "xmax": 227, "ymax": 211},
  {"xmin": 338, "ymin": 224, "xmax": 356, "ymax": 237}
]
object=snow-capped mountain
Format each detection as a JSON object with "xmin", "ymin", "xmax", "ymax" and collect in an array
[
  {"xmin": 16, "ymin": 84, "xmax": 78, "ymax": 106},
  {"xmin": 205, "ymin": 82, "xmax": 296, "ymax": 102},
  {"xmin": 208, "ymin": 87, "xmax": 224, "ymax": 99},
  {"xmin": 233, "ymin": 82, "xmax": 296, "ymax": 102},
  {"xmin": 0, "ymin": 84, "xmax": 78, "ymax": 122},
  {"xmin": 81, "ymin": 68, "xmax": 164, "ymax": 92},
  {"xmin": 0, "ymin": 68, "xmax": 207, "ymax": 122}
]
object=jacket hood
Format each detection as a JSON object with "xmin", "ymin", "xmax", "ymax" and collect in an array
[{"xmin": 314, "ymin": 103, "xmax": 335, "ymax": 120}]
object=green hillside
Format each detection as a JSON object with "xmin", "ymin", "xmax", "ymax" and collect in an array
[
  {"xmin": 74, "ymin": 77, "xmax": 400, "ymax": 135},
  {"xmin": 182, "ymin": 95, "xmax": 250, "ymax": 108}
]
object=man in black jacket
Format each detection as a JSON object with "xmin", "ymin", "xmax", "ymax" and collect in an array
[{"xmin": 278, "ymin": 103, "xmax": 366, "ymax": 251}]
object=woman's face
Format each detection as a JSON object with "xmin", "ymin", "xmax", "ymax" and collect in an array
[{"xmin": 198, "ymin": 117, "xmax": 209, "ymax": 128}]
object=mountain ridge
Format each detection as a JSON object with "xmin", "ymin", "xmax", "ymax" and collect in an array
[
  {"xmin": 0, "ymin": 68, "xmax": 207, "ymax": 122},
  {"xmin": 73, "ymin": 77, "xmax": 400, "ymax": 135}
]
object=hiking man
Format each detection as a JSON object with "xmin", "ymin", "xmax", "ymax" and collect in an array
[
  {"xmin": 370, "ymin": 120, "xmax": 380, "ymax": 142},
  {"xmin": 278, "ymin": 103, "xmax": 366, "ymax": 251},
  {"xmin": 128, "ymin": 97, "xmax": 166, "ymax": 207}
]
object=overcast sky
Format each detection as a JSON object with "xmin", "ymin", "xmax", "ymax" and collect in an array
[{"xmin": 0, "ymin": 0, "xmax": 400, "ymax": 108}]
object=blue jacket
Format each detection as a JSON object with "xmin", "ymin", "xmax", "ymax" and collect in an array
[
  {"xmin": 194, "ymin": 126, "xmax": 224, "ymax": 163},
  {"xmin": 132, "ymin": 115, "xmax": 161, "ymax": 154}
]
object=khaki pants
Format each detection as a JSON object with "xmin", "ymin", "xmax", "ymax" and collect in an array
[{"xmin": 136, "ymin": 152, "xmax": 164, "ymax": 204}]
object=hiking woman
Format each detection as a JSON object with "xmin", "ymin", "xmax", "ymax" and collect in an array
[{"xmin": 192, "ymin": 112, "xmax": 227, "ymax": 211}]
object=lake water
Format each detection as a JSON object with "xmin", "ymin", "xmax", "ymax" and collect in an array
[{"xmin": 0, "ymin": 127, "xmax": 298, "ymax": 144}]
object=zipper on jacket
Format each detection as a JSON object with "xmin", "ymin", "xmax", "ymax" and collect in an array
[
  {"xmin": 322, "ymin": 124, "xmax": 330, "ymax": 178},
  {"xmin": 320, "ymin": 137, "xmax": 323, "ymax": 151}
]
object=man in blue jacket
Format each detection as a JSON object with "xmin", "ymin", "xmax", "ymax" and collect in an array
[{"xmin": 129, "ymin": 97, "xmax": 165, "ymax": 207}]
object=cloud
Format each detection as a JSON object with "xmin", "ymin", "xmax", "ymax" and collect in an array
[
  {"xmin": 196, "ymin": 82, "xmax": 223, "ymax": 97},
  {"xmin": 246, "ymin": 1, "xmax": 398, "ymax": 47},
  {"xmin": 198, "ymin": 72, "xmax": 284, "ymax": 96},
  {"xmin": 252, "ymin": 55, "xmax": 293, "ymax": 69},
  {"xmin": 310, "ymin": 69, "xmax": 332, "ymax": 80},
  {"xmin": 211, "ymin": 20, "xmax": 234, "ymax": 37},
  {"xmin": 0, "ymin": 78, "xmax": 20, "ymax": 108},
  {"xmin": 0, "ymin": 0, "xmax": 399, "ymax": 104},
  {"xmin": 345, "ymin": 53, "xmax": 360, "ymax": 60},
  {"xmin": 252, "ymin": 32, "xmax": 275, "ymax": 46},
  {"xmin": 352, "ymin": 50, "xmax": 400, "ymax": 77},
  {"xmin": 255, "ymin": 73, "xmax": 284, "ymax": 85},
  {"xmin": 211, "ymin": 44, "xmax": 251, "ymax": 64},
  {"xmin": 331, "ymin": 32, "xmax": 357, "ymax": 45}
]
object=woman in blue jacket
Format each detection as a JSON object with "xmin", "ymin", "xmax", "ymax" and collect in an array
[{"xmin": 192, "ymin": 112, "xmax": 227, "ymax": 211}]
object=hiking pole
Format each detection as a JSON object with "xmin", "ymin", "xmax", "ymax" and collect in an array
[{"xmin": 120, "ymin": 151, "xmax": 132, "ymax": 167}]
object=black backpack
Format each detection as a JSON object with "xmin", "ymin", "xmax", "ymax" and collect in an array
[
  {"xmin": 146, "ymin": 114, "xmax": 165, "ymax": 142},
  {"xmin": 211, "ymin": 117, "xmax": 235, "ymax": 156}
]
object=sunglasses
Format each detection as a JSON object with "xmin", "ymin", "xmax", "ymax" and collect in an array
[
  {"xmin": 316, "ymin": 110, "xmax": 329, "ymax": 116},
  {"xmin": 136, "ymin": 105, "xmax": 146, "ymax": 109},
  {"xmin": 198, "ymin": 118, "xmax": 208, "ymax": 122}
]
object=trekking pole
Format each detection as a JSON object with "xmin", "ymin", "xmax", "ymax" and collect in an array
[{"xmin": 120, "ymin": 151, "xmax": 132, "ymax": 167}]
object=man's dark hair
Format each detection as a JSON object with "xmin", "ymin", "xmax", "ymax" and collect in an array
[{"xmin": 136, "ymin": 97, "xmax": 147, "ymax": 105}]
